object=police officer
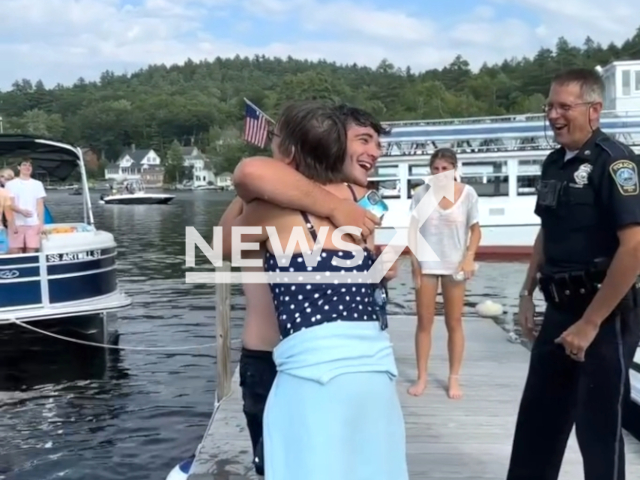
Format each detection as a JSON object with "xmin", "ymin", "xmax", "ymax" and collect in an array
[{"xmin": 507, "ymin": 68, "xmax": 640, "ymax": 480}]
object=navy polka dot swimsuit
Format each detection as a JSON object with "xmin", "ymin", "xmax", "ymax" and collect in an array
[{"xmin": 264, "ymin": 186, "xmax": 385, "ymax": 340}]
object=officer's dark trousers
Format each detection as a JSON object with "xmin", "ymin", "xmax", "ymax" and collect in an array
[{"xmin": 506, "ymin": 304, "xmax": 640, "ymax": 480}]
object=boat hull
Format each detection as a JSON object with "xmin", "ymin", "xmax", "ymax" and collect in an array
[
  {"xmin": 0, "ymin": 225, "xmax": 131, "ymax": 322},
  {"xmin": 101, "ymin": 194, "xmax": 174, "ymax": 205}
]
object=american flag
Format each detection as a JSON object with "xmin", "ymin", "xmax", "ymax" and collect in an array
[{"xmin": 243, "ymin": 100, "xmax": 270, "ymax": 148}]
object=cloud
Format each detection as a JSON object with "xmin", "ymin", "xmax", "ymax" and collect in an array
[{"xmin": 0, "ymin": 0, "xmax": 637, "ymax": 89}]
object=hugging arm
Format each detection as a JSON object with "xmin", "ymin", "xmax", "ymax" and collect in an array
[
  {"xmin": 233, "ymin": 156, "xmax": 341, "ymax": 213},
  {"xmin": 218, "ymin": 197, "xmax": 245, "ymax": 261},
  {"xmin": 233, "ymin": 157, "xmax": 380, "ymax": 237},
  {"xmin": 232, "ymin": 199, "xmax": 272, "ymax": 243}
]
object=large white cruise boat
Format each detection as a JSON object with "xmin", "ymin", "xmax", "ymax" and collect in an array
[{"xmin": 371, "ymin": 60, "xmax": 640, "ymax": 262}]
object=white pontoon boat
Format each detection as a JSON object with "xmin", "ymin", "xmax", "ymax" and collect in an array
[{"xmin": 0, "ymin": 134, "xmax": 132, "ymax": 325}]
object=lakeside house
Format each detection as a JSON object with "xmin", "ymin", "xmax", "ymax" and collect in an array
[
  {"xmin": 105, "ymin": 145, "xmax": 217, "ymax": 188},
  {"xmin": 105, "ymin": 147, "xmax": 164, "ymax": 187},
  {"xmin": 179, "ymin": 146, "xmax": 216, "ymax": 188},
  {"xmin": 215, "ymin": 172, "xmax": 233, "ymax": 189}
]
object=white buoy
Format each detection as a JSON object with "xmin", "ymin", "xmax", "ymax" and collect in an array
[
  {"xmin": 475, "ymin": 300, "xmax": 504, "ymax": 318},
  {"xmin": 166, "ymin": 456, "xmax": 194, "ymax": 480}
]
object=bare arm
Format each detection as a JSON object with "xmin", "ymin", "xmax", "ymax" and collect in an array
[
  {"xmin": 234, "ymin": 156, "xmax": 342, "ymax": 212},
  {"xmin": 582, "ymin": 226, "xmax": 640, "ymax": 327},
  {"xmin": 464, "ymin": 223, "xmax": 481, "ymax": 263},
  {"xmin": 37, "ymin": 198, "xmax": 44, "ymax": 225},
  {"xmin": 233, "ymin": 157, "xmax": 379, "ymax": 236},
  {"xmin": 521, "ymin": 228, "xmax": 544, "ymax": 295},
  {"xmin": 217, "ymin": 197, "xmax": 244, "ymax": 261},
  {"xmin": 1, "ymin": 194, "xmax": 12, "ymax": 224}
]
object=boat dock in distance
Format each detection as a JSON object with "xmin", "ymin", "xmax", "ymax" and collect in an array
[{"xmin": 187, "ymin": 316, "xmax": 640, "ymax": 479}]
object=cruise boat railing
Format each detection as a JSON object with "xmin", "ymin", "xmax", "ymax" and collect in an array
[{"xmin": 382, "ymin": 109, "xmax": 640, "ymax": 128}]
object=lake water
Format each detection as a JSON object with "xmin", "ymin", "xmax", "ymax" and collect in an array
[{"xmin": 0, "ymin": 190, "xmax": 540, "ymax": 480}]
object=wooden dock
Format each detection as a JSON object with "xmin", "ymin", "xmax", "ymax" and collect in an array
[{"xmin": 187, "ymin": 315, "xmax": 640, "ymax": 479}]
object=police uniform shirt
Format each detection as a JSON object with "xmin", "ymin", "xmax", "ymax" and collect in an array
[{"xmin": 535, "ymin": 128, "xmax": 640, "ymax": 273}]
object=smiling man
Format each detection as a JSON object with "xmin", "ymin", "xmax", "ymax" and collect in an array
[
  {"xmin": 508, "ymin": 68, "xmax": 640, "ymax": 480},
  {"xmin": 218, "ymin": 104, "xmax": 391, "ymax": 476}
]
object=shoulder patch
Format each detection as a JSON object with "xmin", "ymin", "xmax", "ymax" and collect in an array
[{"xmin": 609, "ymin": 160, "xmax": 639, "ymax": 195}]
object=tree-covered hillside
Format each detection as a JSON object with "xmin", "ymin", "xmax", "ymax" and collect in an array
[{"xmin": 1, "ymin": 29, "xmax": 640, "ymax": 176}]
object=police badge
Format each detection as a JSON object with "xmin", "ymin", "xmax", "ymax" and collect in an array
[{"xmin": 573, "ymin": 163, "xmax": 592, "ymax": 186}]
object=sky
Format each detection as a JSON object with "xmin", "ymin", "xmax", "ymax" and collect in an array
[{"xmin": 0, "ymin": 0, "xmax": 637, "ymax": 90}]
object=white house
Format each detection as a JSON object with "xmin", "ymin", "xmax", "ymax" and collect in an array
[
  {"xmin": 105, "ymin": 147, "xmax": 164, "ymax": 186},
  {"xmin": 181, "ymin": 146, "xmax": 216, "ymax": 188},
  {"xmin": 216, "ymin": 172, "xmax": 233, "ymax": 189}
]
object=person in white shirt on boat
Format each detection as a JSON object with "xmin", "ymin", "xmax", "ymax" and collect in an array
[
  {"xmin": 5, "ymin": 158, "xmax": 47, "ymax": 254},
  {"xmin": 407, "ymin": 148, "xmax": 482, "ymax": 399},
  {"xmin": 0, "ymin": 168, "xmax": 15, "ymax": 254}
]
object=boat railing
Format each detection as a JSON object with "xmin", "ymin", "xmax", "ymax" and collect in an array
[
  {"xmin": 381, "ymin": 136, "xmax": 640, "ymax": 157},
  {"xmin": 382, "ymin": 109, "xmax": 640, "ymax": 129},
  {"xmin": 34, "ymin": 138, "xmax": 95, "ymax": 227},
  {"xmin": 383, "ymin": 142, "xmax": 555, "ymax": 156}
]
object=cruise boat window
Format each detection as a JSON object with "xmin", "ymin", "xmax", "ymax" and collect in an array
[
  {"xmin": 622, "ymin": 70, "xmax": 631, "ymax": 96},
  {"xmin": 407, "ymin": 178, "xmax": 426, "ymax": 197},
  {"xmin": 635, "ymin": 70, "xmax": 640, "ymax": 93},
  {"xmin": 368, "ymin": 179, "xmax": 401, "ymax": 199},
  {"xmin": 516, "ymin": 159, "xmax": 542, "ymax": 195},
  {"xmin": 409, "ymin": 165, "xmax": 429, "ymax": 176},
  {"xmin": 372, "ymin": 165, "xmax": 399, "ymax": 178},
  {"xmin": 459, "ymin": 160, "xmax": 508, "ymax": 197}
]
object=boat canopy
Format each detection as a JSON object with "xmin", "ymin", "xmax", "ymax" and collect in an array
[{"xmin": 0, "ymin": 134, "xmax": 82, "ymax": 181}]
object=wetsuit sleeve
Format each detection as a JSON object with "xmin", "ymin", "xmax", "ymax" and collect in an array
[{"xmin": 600, "ymin": 156, "xmax": 640, "ymax": 228}]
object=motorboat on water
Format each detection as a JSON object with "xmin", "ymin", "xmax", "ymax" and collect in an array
[
  {"xmin": 0, "ymin": 134, "xmax": 132, "ymax": 325},
  {"xmin": 99, "ymin": 178, "xmax": 175, "ymax": 205}
]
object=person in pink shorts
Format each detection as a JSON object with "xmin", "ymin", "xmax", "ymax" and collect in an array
[{"xmin": 5, "ymin": 158, "xmax": 47, "ymax": 254}]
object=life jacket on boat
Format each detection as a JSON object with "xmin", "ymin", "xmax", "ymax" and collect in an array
[{"xmin": 44, "ymin": 205, "xmax": 54, "ymax": 224}]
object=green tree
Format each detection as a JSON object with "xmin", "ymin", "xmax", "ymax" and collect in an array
[{"xmin": 163, "ymin": 140, "xmax": 185, "ymax": 184}]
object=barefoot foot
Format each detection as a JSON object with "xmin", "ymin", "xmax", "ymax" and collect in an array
[
  {"xmin": 408, "ymin": 378, "xmax": 428, "ymax": 396},
  {"xmin": 447, "ymin": 375, "xmax": 462, "ymax": 399}
]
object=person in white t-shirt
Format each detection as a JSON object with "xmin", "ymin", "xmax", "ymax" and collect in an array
[
  {"xmin": 5, "ymin": 158, "xmax": 47, "ymax": 254},
  {"xmin": 407, "ymin": 148, "xmax": 482, "ymax": 400}
]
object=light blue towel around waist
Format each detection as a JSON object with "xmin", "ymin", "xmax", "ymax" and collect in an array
[{"xmin": 272, "ymin": 321, "xmax": 398, "ymax": 384}]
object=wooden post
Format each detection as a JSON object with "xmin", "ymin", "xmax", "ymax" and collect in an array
[{"xmin": 216, "ymin": 261, "xmax": 233, "ymax": 399}]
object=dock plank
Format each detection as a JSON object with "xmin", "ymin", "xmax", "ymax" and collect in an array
[{"xmin": 188, "ymin": 315, "xmax": 640, "ymax": 479}]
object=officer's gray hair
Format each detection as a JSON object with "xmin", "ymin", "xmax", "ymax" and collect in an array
[{"xmin": 551, "ymin": 68, "xmax": 604, "ymax": 103}]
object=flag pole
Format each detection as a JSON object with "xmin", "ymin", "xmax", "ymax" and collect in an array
[{"xmin": 243, "ymin": 97, "xmax": 275, "ymax": 124}]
